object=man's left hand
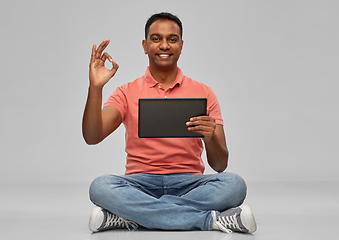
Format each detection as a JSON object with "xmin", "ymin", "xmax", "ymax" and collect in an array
[{"xmin": 186, "ymin": 108, "xmax": 216, "ymax": 142}]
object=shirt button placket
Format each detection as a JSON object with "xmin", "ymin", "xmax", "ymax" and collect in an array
[{"xmin": 158, "ymin": 85, "xmax": 164, "ymax": 98}]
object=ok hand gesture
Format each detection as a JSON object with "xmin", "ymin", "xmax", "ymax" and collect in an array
[{"xmin": 89, "ymin": 40, "xmax": 119, "ymax": 88}]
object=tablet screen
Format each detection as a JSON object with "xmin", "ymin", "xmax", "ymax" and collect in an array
[{"xmin": 138, "ymin": 98, "xmax": 207, "ymax": 138}]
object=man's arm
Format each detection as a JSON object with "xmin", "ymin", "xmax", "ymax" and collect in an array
[
  {"xmin": 186, "ymin": 109, "xmax": 229, "ymax": 172},
  {"xmin": 203, "ymin": 125, "xmax": 229, "ymax": 172},
  {"xmin": 82, "ymin": 40, "xmax": 121, "ymax": 145}
]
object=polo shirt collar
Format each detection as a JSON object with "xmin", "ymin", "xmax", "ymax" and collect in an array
[{"xmin": 144, "ymin": 67, "xmax": 184, "ymax": 88}]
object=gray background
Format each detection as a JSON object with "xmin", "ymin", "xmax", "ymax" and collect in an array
[{"xmin": 1, "ymin": 0, "xmax": 338, "ymax": 184}]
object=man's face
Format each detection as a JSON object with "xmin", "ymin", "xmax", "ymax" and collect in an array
[{"xmin": 142, "ymin": 20, "xmax": 183, "ymax": 71}]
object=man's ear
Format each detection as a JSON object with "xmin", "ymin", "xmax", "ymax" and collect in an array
[{"xmin": 142, "ymin": 40, "xmax": 147, "ymax": 54}]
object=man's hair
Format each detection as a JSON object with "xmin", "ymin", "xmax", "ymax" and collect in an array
[{"xmin": 145, "ymin": 12, "xmax": 183, "ymax": 40}]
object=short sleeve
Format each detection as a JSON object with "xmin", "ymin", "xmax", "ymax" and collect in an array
[
  {"xmin": 207, "ymin": 87, "xmax": 224, "ymax": 126},
  {"xmin": 103, "ymin": 86, "xmax": 128, "ymax": 121}
]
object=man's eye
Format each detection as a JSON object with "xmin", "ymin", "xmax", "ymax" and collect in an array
[
  {"xmin": 170, "ymin": 38, "xmax": 178, "ymax": 42},
  {"xmin": 152, "ymin": 38, "xmax": 160, "ymax": 42}
]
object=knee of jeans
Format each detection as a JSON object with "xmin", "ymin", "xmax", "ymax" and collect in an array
[
  {"xmin": 89, "ymin": 175, "xmax": 114, "ymax": 204},
  {"xmin": 218, "ymin": 172, "xmax": 247, "ymax": 204},
  {"xmin": 232, "ymin": 173, "xmax": 247, "ymax": 202}
]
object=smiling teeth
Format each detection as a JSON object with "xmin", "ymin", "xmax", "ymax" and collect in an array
[{"xmin": 159, "ymin": 54, "xmax": 170, "ymax": 57}]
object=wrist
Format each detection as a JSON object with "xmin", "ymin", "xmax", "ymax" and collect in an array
[
  {"xmin": 88, "ymin": 83, "xmax": 104, "ymax": 92},
  {"xmin": 203, "ymin": 132, "xmax": 216, "ymax": 144}
]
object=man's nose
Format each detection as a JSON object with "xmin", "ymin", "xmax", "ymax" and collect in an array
[{"xmin": 159, "ymin": 39, "xmax": 170, "ymax": 50}]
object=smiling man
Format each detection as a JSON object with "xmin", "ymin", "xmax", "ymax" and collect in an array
[
  {"xmin": 82, "ymin": 12, "xmax": 257, "ymax": 234},
  {"xmin": 142, "ymin": 18, "xmax": 183, "ymax": 82}
]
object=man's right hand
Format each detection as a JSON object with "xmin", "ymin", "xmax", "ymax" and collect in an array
[{"xmin": 89, "ymin": 39, "xmax": 119, "ymax": 88}]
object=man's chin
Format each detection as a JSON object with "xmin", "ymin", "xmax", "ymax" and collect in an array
[{"xmin": 151, "ymin": 61, "xmax": 177, "ymax": 70}]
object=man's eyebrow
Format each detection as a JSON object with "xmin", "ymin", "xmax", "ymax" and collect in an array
[
  {"xmin": 149, "ymin": 33, "xmax": 180, "ymax": 38},
  {"xmin": 169, "ymin": 34, "xmax": 180, "ymax": 38}
]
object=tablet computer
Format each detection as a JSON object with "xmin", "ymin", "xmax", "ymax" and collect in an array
[{"xmin": 138, "ymin": 98, "xmax": 207, "ymax": 138}]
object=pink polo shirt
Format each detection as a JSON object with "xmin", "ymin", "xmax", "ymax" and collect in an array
[{"xmin": 104, "ymin": 67, "xmax": 223, "ymax": 175}]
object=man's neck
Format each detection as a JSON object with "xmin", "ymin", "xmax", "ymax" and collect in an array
[{"xmin": 148, "ymin": 66, "xmax": 178, "ymax": 89}]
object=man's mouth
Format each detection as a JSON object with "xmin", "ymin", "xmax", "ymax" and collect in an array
[{"xmin": 157, "ymin": 53, "xmax": 172, "ymax": 59}]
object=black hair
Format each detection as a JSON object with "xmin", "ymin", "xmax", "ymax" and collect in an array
[{"xmin": 145, "ymin": 12, "xmax": 183, "ymax": 40}]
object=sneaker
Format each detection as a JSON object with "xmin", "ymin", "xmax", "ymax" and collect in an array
[
  {"xmin": 212, "ymin": 205, "xmax": 257, "ymax": 234},
  {"xmin": 89, "ymin": 206, "xmax": 138, "ymax": 232}
]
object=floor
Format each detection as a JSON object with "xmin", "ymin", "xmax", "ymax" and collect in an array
[{"xmin": 1, "ymin": 181, "xmax": 338, "ymax": 240}]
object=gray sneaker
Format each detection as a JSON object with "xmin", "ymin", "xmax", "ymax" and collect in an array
[
  {"xmin": 89, "ymin": 206, "xmax": 138, "ymax": 232},
  {"xmin": 212, "ymin": 205, "xmax": 257, "ymax": 234}
]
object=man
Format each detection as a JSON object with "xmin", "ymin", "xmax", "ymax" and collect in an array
[{"xmin": 82, "ymin": 12, "xmax": 257, "ymax": 234}]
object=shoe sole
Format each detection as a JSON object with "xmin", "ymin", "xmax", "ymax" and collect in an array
[{"xmin": 240, "ymin": 205, "xmax": 257, "ymax": 233}]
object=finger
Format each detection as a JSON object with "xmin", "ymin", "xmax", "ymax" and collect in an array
[
  {"xmin": 187, "ymin": 124, "xmax": 206, "ymax": 131},
  {"xmin": 108, "ymin": 60, "xmax": 119, "ymax": 78},
  {"xmin": 188, "ymin": 124, "xmax": 214, "ymax": 133},
  {"xmin": 186, "ymin": 119, "xmax": 202, "ymax": 127},
  {"xmin": 100, "ymin": 52, "xmax": 119, "ymax": 72},
  {"xmin": 187, "ymin": 125, "xmax": 213, "ymax": 137},
  {"xmin": 95, "ymin": 41, "xmax": 105, "ymax": 59},
  {"xmin": 90, "ymin": 44, "xmax": 97, "ymax": 63},
  {"xmin": 108, "ymin": 58, "xmax": 119, "ymax": 71},
  {"xmin": 189, "ymin": 122, "xmax": 215, "ymax": 132},
  {"xmin": 189, "ymin": 116, "xmax": 214, "ymax": 124},
  {"xmin": 206, "ymin": 108, "xmax": 210, "ymax": 116},
  {"xmin": 96, "ymin": 39, "xmax": 110, "ymax": 58},
  {"xmin": 111, "ymin": 61, "xmax": 119, "ymax": 71},
  {"xmin": 101, "ymin": 52, "xmax": 113, "ymax": 62}
]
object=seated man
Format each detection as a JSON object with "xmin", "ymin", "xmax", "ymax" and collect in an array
[{"xmin": 82, "ymin": 12, "xmax": 257, "ymax": 234}]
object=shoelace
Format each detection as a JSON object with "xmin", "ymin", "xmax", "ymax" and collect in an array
[
  {"xmin": 212, "ymin": 211, "xmax": 232, "ymax": 233},
  {"xmin": 104, "ymin": 212, "xmax": 138, "ymax": 230},
  {"xmin": 217, "ymin": 213, "xmax": 242, "ymax": 233}
]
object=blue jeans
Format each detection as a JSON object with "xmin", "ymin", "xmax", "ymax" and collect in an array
[{"xmin": 89, "ymin": 172, "xmax": 247, "ymax": 231}]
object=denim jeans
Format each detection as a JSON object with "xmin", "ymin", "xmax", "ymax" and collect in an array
[{"xmin": 89, "ymin": 172, "xmax": 247, "ymax": 231}]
